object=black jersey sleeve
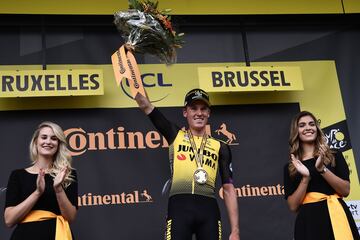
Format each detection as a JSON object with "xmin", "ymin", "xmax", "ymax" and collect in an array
[
  {"xmin": 218, "ymin": 141, "xmax": 233, "ymax": 185},
  {"xmin": 148, "ymin": 107, "xmax": 180, "ymax": 145}
]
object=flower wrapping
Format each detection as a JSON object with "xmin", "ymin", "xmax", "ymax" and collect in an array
[{"xmin": 114, "ymin": 0, "xmax": 184, "ymax": 64}]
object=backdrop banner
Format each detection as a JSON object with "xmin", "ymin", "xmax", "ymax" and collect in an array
[{"xmin": 0, "ymin": 61, "xmax": 359, "ymax": 239}]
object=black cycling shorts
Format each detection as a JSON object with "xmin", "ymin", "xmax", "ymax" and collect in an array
[{"xmin": 164, "ymin": 194, "xmax": 222, "ymax": 240}]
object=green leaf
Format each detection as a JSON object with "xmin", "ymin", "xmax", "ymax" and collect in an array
[{"xmin": 128, "ymin": 0, "xmax": 141, "ymax": 10}]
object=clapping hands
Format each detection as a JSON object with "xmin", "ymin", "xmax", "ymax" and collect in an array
[
  {"xmin": 53, "ymin": 167, "xmax": 69, "ymax": 193},
  {"xmin": 291, "ymin": 154, "xmax": 310, "ymax": 177},
  {"xmin": 315, "ymin": 145, "xmax": 327, "ymax": 171},
  {"xmin": 36, "ymin": 168, "xmax": 46, "ymax": 195}
]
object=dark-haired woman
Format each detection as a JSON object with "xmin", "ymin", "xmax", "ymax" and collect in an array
[{"xmin": 284, "ymin": 111, "xmax": 359, "ymax": 240}]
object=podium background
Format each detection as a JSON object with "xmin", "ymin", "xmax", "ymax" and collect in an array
[{"xmin": 0, "ymin": 11, "xmax": 360, "ymax": 240}]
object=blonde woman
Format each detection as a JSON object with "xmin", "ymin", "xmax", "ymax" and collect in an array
[
  {"xmin": 4, "ymin": 121, "xmax": 78, "ymax": 240},
  {"xmin": 283, "ymin": 111, "xmax": 359, "ymax": 240}
]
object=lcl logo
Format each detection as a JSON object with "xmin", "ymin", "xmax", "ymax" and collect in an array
[{"xmin": 121, "ymin": 73, "xmax": 172, "ymax": 102}]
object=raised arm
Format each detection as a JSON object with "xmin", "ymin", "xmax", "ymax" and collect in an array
[
  {"xmin": 134, "ymin": 92, "xmax": 179, "ymax": 144},
  {"xmin": 134, "ymin": 92, "xmax": 154, "ymax": 115}
]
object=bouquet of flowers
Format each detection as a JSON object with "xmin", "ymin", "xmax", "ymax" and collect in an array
[{"xmin": 114, "ymin": 0, "xmax": 184, "ymax": 64}]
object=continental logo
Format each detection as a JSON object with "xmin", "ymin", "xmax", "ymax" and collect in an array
[
  {"xmin": 126, "ymin": 58, "xmax": 140, "ymax": 88},
  {"xmin": 64, "ymin": 126, "xmax": 169, "ymax": 156},
  {"xmin": 0, "ymin": 69, "xmax": 103, "ymax": 97},
  {"xmin": 215, "ymin": 123, "xmax": 238, "ymax": 145},
  {"xmin": 64, "ymin": 122, "xmax": 239, "ymax": 156},
  {"xmin": 198, "ymin": 66, "xmax": 303, "ymax": 92},
  {"xmin": 121, "ymin": 73, "xmax": 172, "ymax": 103},
  {"xmin": 322, "ymin": 120, "xmax": 352, "ymax": 152},
  {"xmin": 116, "ymin": 50, "xmax": 126, "ymax": 74},
  {"xmin": 219, "ymin": 184, "xmax": 284, "ymax": 199},
  {"xmin": 78, "ymin": 189, "xmax": 153, "ymax": 207}
]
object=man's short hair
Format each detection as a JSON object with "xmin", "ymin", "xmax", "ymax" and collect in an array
[{"xmin": 184, "ymin": 88, "xmax": 210, "ymax": 107}]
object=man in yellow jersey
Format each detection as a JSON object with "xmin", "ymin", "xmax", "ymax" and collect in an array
[{"xmin": 135, "ymin": 88, "xmax": 240, "ymax": 240}]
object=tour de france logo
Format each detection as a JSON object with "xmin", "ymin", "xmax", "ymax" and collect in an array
[
  {"xmin": 215, "ymin": 123, "xmax": 239, "ymax": 145},
  {"xmin": 324, "ymin": 128, "xmax": 347, "ymax": 150}
]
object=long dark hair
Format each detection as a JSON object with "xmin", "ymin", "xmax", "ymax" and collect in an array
[{"xmin": 288, "ymin": 111, "xmax": 334, "ymax": 177}]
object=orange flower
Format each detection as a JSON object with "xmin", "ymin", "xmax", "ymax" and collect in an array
[{"xmin": 162, "ymin": 18, "xmax": 173, "ymax": 32}]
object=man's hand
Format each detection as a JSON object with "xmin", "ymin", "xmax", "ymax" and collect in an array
[
  {"xmin": 229, "ymin": 230, "xmax": 240, "ymax": 240},
  {"xmin": 134, "ymin": 92, "xmax": 154, "ymax": 115}
]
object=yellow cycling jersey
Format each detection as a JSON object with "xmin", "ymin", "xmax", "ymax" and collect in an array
[{"xmin": 169, "ymin": 130, "xmax": 221, "ymax": 198}]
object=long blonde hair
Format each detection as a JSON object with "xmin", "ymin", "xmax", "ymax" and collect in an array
[
  {"xmin": 29, "ymin": 121, "xmax": 75, "ymax": 188},
  {"xmin": 288, "ymin": 111, "xmax": 334, "ymax": 177}
]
